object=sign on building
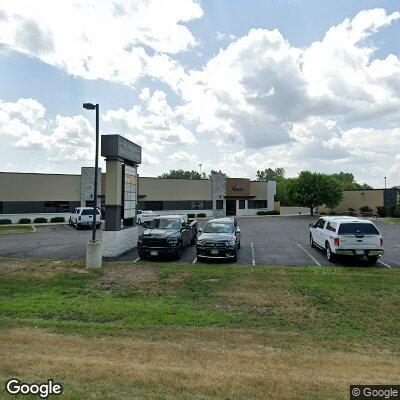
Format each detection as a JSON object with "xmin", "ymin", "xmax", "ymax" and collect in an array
[{"xmin": 124, "ymin": 165, "xmax": 137, "ymax": 220}]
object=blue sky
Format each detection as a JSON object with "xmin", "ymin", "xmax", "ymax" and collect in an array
[{"xmin": 0, "ymin": 0, "xmax": 399, "ymax": 187}]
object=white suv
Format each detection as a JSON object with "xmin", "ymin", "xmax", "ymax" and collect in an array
[
  {"xmin": 136, "ymin": 210, "xmax": 159, "ymax": 225},
  {"xmin": 309, "ymin": 216, "xmax": 384, "ymax": 263},
  {"xmin": 69, "ymin": 207, "xmax": 102, "ymax": 230}
]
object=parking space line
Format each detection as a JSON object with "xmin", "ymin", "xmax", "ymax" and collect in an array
[
  {"xmin": 296, "ymin": 243, "xmax": 321, "ymax": 266},
  {"xmin": 393, "ymin": 245, "xmax": 400, "ymax": 248},
  {"xmin": 192, "ymin": 257, "xmax": 197, "ymax": 264},
  {"xmin": 377, "ymin": 260, "xmax": 391, "ymax": 268},
  {"xmin": 64, "ymin": 224, "xmax": 74, "ymax": 230},
  {"xmin": 133, "ymin": 257, "xmax": 140, "ymax": 263},
  {"xmin": 250, "ymin": 242, "xmax": 255, "ymax": 265}
]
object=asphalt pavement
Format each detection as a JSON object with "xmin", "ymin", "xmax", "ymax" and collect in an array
[{"xmin": 0, "ymin": 217, "xmax": 399, "ymax": 268}]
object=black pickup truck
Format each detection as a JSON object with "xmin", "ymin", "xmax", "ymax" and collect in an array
[{"xmin": 137, "ymin": 215, "xmax": 198, "ymax": 259}]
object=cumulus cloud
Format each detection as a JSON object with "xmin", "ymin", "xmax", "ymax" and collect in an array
[
  {"xmin": 0, "ymin": 98, "xmax": 94, "ymax": 161},
  {"xmin": 0, "ymin": 0, "xmax": 202, "ymax": 86}
]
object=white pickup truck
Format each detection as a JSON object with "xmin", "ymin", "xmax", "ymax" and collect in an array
[
  {"xmin": 69, "ymin": 207, "xmax": 102, "ymax": 230},
  {"xmin": 309, "ymin": 216, "xmax": 384, "ymax": 263}
]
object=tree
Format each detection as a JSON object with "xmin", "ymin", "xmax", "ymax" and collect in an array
[
  {"xmin": 256, "ymin": 167, "xmax": 285, "ymax": 182},
  {"xmin": 286, "ymin": 171, "xmax": 343, "ymax": 215},
  {"xmin": 158, "ymin": 169, "xmax": 203, "ymax": 180},
  {"xmin": 331, "ymin": 172, "xmax": 372, "ymax": 190},
  {"xmin": 208, "ymin": 170, "xmax": 227, "ymax": 179}
]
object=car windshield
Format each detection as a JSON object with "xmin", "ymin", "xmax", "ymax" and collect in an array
[
  {"xmin": 151, "ymin": 219, "xmax": 181, "ymax": 230},
  {"xmin": 338, "ymin": 223, "xmax": 379, "ymax": 235},
  {"xmin": 81, "ymin": 209, "xmax": 100, "ymax": 215},
  {"xmin": 203, "ymin": 222, "xmax": 234, "ymax": 233}
]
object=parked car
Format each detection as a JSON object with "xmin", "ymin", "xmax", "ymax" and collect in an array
[
  {"xmin": 196, "ymin": 217, "xmax": 241, "ymax": 261},
  {"xmin": 69, "ymin": 207, "xmax": 102, "ymax": 230},
  {"xmin": 309, "ymin": 216, "xmax": 384, "ymax": 263},
  {"xmin": 136, "ymin": 210, "xmax": 159, "ymax": 225},
  {"xmin": 137, "ymin": 215, "xmax": 197, "ymax": 259}
]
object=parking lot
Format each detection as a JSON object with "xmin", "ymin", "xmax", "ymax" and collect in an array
[{"xmin": 0, "ymin": 216, "xmax": 399, "ymax": 267}]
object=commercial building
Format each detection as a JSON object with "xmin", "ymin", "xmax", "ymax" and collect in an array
[{"xmin": 0, "ymin": 169, "xmax": 276, "ymax": 222}]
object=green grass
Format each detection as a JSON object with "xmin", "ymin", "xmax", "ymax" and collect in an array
[
  {"xmin": 1, "ymin": 259, "xmax": 400, "ymax": 399},
  {"xmin": 0, "ymin": 260, "xmax": 399, "ymax": 347},
  {"xmin": 378, "ymin": 217, "xmax": 400, "ymax": 224},
  {"xmin": 0, "ymin": 225, "xmax": 35, "ymax": 234}
]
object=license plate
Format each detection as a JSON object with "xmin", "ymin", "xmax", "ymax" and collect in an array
[
  {"xmin": 355, "ymin": 250, "xmax": 364, "ymax": 255},
  {"xmin": 150, "ymin": 250, "xmax": 158, "ymax": 256},
  {"xmin": 210, "ymin": 249, "xmax": 219, "ymax": 255}
]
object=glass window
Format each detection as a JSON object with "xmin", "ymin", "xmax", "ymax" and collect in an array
[
  {"xmin": 81, "ymin": 208, "xmax": 101, "ymax": 215},
  {"xmin": 190, "ymin": 201, "xmax": 205, "ymax": 210},
  {"xmin": 150, "ymin": 218, "xmax": 180, "ymax": 230},
  {"xmin": 216, "ymin": 200, "xmax": 223, "ymax": 210},
  {"xmin": 239, "ymin": 200, "xmax": 245, "ymax": 209},
  {"xmin": 338, "ymin": 223, "xmax": 379, "ymax": 235},
  {"xmin": 326, "ymin": 222, "xmax": 336, "ymax": 232},
  {"xmin": 203, "ymin": 222, "xmax": 234, "ymax": 233}
]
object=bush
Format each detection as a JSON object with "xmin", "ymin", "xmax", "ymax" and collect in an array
[
  {"xmin": 50, "ymin": 217, "xmax": 65, "ymax": 223},
  {"xmin": 187, "ymin": 214, "xmax": 195, "ymax": 219},
  {"xmin": 348, "ymin": 208, "xmax": 355, "ymax": 212},
  {"xmin": 0, "ymin": 219, "xmax": 12, "ymax": 225},
  {"xmin": 196, "ymin": 213, "xmax": 206, "ymax": 218},
  {"xmin": 19, "ymin": 218, "xmax": 32, "ymax": 224},
  {"xmin": 390, "ymin": 204, "xmax": 400, "ymax": 218},
  {"xmin": 328, "ymin": 211, "xmax": 337, "ymax": 215},
  {"xmin": 33, "ymin": 217, "xmax": 48, "ymax": 224},
  {"xmin": 257, "ymin": 210, "xmax": 280, "ymax": 216},
  {"xmin": 376, "ymin": 206, "xmax": 386, "ymax": 218},
  {"xmin": 320, "ymin": 212, "xmax": 326, "ymax": 215},
  {"xmin": 359, "ymin": 205, "xmax": 372, "ymax": 213}
]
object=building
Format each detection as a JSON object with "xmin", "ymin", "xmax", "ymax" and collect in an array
[
  {"xmin": 0, "ymin": 169, "xmax": 277, "ymax": 222},
  {"xmin": 318, "ymin": 188, "xmax": 400, "ymax": 215}
]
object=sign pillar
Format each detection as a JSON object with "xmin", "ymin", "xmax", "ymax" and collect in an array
[{"xmin": 101, "ymin": 135, "xmax": 141, "ymax": 257}]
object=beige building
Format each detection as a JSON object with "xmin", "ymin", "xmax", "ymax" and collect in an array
[{"xmin": 0, "ymin": 169, "xmax": 276, "ymax": 218}]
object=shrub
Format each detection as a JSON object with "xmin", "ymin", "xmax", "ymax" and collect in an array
[
  {"xmin": 328, "ymin": 211, "xmax": 337, "ymax": 215},
  {"xmin": 196, "ymin": 213, "xmax": 206, "ymax": 218},
  {"xmin": 348, "ymin": 207, "xmax": 355, "ymax": 212},
  {"xmin": 320, "ymin": 212, "xmax": 326, "ymax": 215},
  {"xmin": 390, "ymin": 204, "xmax": 400, "ymax": 218},
  {"xmin": 19, "ymin": 218, "xmax": 32, "ymax": 224},
  {"xmin": 0, "ymin": 219, "xmax": 12, "ymax": 225},
  {"xmin": 376, "ymin": 206, "xmax": 386, "ymax": 218},
  {"xmin": 187, "ymin": 213, "xmax": 195, "ymax": 219},
  {"xmin": 257, "ymin": 211, "xmax": 267, "ymax": 215},
  {"xmin": 257, "ymin": 210, "xmax": 280, "ymax": 215},
  {"xmin": 359, "ymin": 205, "xmax": 372, "ymax": 213},
  {"xmin": 33, "ymin": 217, "xmax": 48, "ymax": 223},
  {"xmin": 50, "ymin": 217, "xmax": 65, "ymax": 223}
]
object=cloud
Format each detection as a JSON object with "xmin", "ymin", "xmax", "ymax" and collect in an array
[
  {"xmin": 0, "ymin": 0, "xmax": 202, "ymax": 86},
  {"xmin": 0, "ymin": 98, "xmax": 94, "ymax": 161}
]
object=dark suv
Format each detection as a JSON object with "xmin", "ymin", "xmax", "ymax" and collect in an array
[{"xmin": 196, "ymin": 217, "xmax": 241, "ymax": 261}]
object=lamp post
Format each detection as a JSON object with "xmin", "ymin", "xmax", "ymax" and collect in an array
[
  {"xmin": 83, "ymin": 103, "xmax": 99, "ymax": 242},
  {"xmin": 199, "ymin": 163, "xmax": 202, "ymax": 177},
  {"xmin": 384, "ymin": 176, "xmax": 387, "ymax": 189}
]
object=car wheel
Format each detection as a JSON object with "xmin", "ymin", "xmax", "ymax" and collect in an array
[
  {"xmin": 96, "ymin": 223, "xmax": 101, "ymax": 229},
  {"xmin": 175, "ymin": 243, "xmax": 183, "ymax": 260},
  {"xmin": 238, "ymin": 241, "xmax": 241, "ymax": 250},
  {"xmin": 310, "ymin": 233, "xmax": 315, "ymax": 248},
  {"xmin": 69, "ymin": 218, "xmax": 72, "ymax": 226},
  {"xmin": 367, "ymin": 255, "xmax": 379, "ymax": 264},
  {"xmin": 138, "ymin": 218, "xmax": 141, "ymax": 224},
  {"xmin": 325, "ymin": 243, "xmax": 335, "ymax": 262},
  {"xmin": 232, "ymin": 251, "xmax": 238, "ymax": 262}
]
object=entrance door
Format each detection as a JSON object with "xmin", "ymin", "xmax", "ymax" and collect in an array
[{"xmin": 226, "ymin": 200, "xmax": 236, "ymax": 216}]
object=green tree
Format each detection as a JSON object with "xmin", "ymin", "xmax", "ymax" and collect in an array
[
  {"xmin": 331, "ymin": 172, "xmax": 372, "ymax": 190},
  {"xmin": 256, "ymin": 167, "xmax": 285, "ymax": 182},
  {"xmin": 158, "ymin": 169, "xmax": 203, "ymax": 180},
  {"xmin": 286, "ymin": 171, "xmax": 343, "ymax": 215}
]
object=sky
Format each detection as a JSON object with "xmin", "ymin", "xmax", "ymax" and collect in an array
[{"xmin": 0, "ymin": 0, "xmax": 399, "ymax": 188}]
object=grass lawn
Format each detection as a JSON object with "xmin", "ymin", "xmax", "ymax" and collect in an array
[
  {"xmin": 378, "ymin": 217, "xmax": 400, "ymax": 224},
  {"xmin": 0, "ymin": 258, "xmax": 399, "ymax": 399},
  {"xmin": 0, "ymin": 225, "xmax": 35, "ymax": 234}
]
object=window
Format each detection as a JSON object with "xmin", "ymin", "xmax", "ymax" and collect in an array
[
  {"xmin": 248, "ymin": 200, "xmax": 267, "ymax": 209},
  {"xmin": 203, "ymin": 222, "xmax": 234, "ymax": 233},
  {"xmin": 239, "ymin": 200, "xmax": 245, "ymax": 209},
  {"xmin": 216, "ymin": 200, "xmax": 223, "ymax": 210},
  {"xmin": 326, "ymin": 222, "xmax": 336, "ymax": 232},
  {"xmin": 81, "ymin": 209, "xmax": 100, "ymax": 215},
  {"xmin": 315, "ymin": 218, "xmax": 326, "ymax": 229},
  {"xmin": 338, "ymin": 223, "xmax": 379, "ymax": 235},
  {"xmin": 144, "ymin": 201, "xmax": 163, "ymax": 211},
  {"xmin": 190, "ymin": 201, "xmax": 205, "ymax": 210}
]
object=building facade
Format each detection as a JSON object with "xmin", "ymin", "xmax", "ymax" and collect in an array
[{"xmin": 0, "ymin": 169, "xmax": 276, "ymax": 220}]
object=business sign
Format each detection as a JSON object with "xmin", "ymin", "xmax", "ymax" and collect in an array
[
  {"xmin": 226, "ymin": 178, "xmax": 250, "ymax": 197},
  {"xmin": 124, "ymin": 165, "xmax": 137, "ymax": 219},
  {"xmin": 101, "ymin": 134, "xmax": 141, "ymax": 165}
]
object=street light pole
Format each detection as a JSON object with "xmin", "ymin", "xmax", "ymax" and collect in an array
[
  {"xmin": 83, "ymin": 102, "xmax": 99, "ymax": 242},
  {"xmin": 384, "ymin": 176, "xmax": 387, "ymax": 189}
]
